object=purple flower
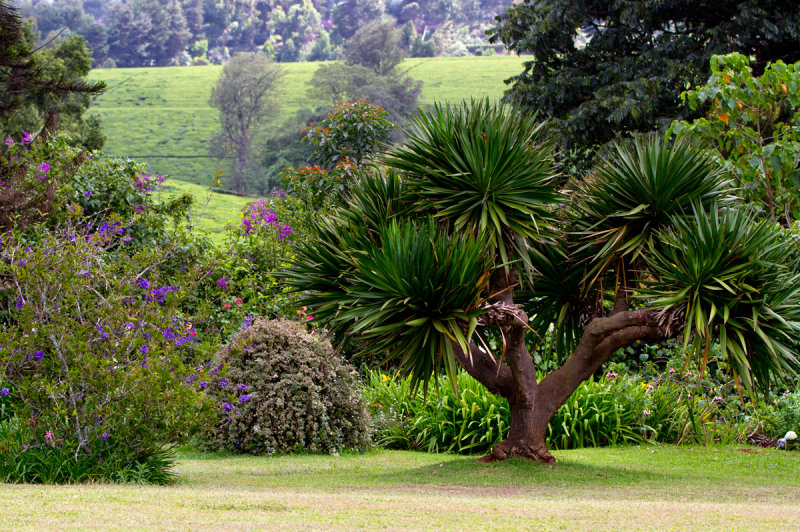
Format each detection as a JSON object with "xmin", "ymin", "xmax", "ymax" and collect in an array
[
  {"xmin": 137, "ymin": 278, "xmax": 149, "ymax": 290},
  {"xmin": 4, "ymin": 137, "xmax": 13, "ymax": 147},
  {"xmin": 221, "ymin": 402, "xmax": 234, "ymax": 412},
  {"xmin": 605, "ymin": 373, "xmax": 617, "ymax": 379},
  {"xmin": 219, "ymin": 377, "xmax": 229, "ymax": 389},
  {"xmin": 199, "ymin": 381, "xmax": 208, "ymax": 389},
  {"xmin": 239, "ymin": 394, "xmax": 252, "ymax": 403},
  {"xmin": 217, "ymin": 276, "xmax": 229, "ymax": 289},
  {"xmin": 237, "ymin": 383, "xmax": 248, "ymax": 391},
  {"xmin": 162, "ymin": 328, "xmax": 175, "ymax": 340},
  {"xmin": 28, "ymin": 350, "xmax": 44, "ymax": 362},
  {"xmin": 102, "ymin": 432, "xmax": 109, "ymax": 441},
  {"xmin": 0, "ymin": 388, "xmax": 9, "ymax": 397},
  {"xmin": 84, "ymin": 190, "xmax": 92, "ymax": 198},
  {"xmin": 140, "ymin": 344, "xmax": 149, "ymax": 355}
]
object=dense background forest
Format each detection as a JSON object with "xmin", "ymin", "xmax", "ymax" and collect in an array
[{"xmin": 10, "ymin": 0, "xmax": 506, "ymax": 68}]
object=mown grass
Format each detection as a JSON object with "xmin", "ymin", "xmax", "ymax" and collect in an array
[
  {"xmin": 3, "ymin": 446, "xmax": 799, "ymax": 530},
  {"xmin": 86, "ymin": 56, "xmax": 526, "ymax": 189}
]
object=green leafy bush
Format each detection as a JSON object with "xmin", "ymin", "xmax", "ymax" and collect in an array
[
  {"xmin": 0, "ymin": 229, "xmax": 215, "ymax": 484},
  {"xmin": 188, "ymin": 190, "xmax": 319, "ymax": 342},
  {"xmin": 202, "ymin": 319, "xmax": 371, "ymax": 455},
  {"xmin": 365, "ymin": 370, "xmax": 758, "ymax": 454},
  {"xmin": 762, "ymin": 391, "xmax": 800, "ymax": 438}
]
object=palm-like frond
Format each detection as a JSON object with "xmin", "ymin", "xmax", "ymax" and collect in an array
[
  {"xmin": 644, "ymin": 203, "xmax": 800, "ymax": 392},
  {"xmin": 381, "ymin": 98, "xmax": 560, "ymax": 282},
  {"xmin": 340, "ymin": 220, "xmax": 490, "ymax": 388},
  {"xmin": 575, "ymin": 136, "xmax": 731, "ymax": 282},
  {"xmin": 286, "ymin": 199, "xmax": 492, "ymax": 389},
  {"xmin": 333, "ymin": 169, "xmax": 413, "ymax": 237},
  {"xmin": 517, "ymin": 240, "xmax": 601, "ymax": 362}
]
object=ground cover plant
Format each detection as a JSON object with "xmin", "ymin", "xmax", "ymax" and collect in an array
[
  {"xmin": 85, "ymin": 56, "xmax": 526, "ymax": 189},
  {"xmin": 2, "ymin": 447, "xmax": 800, "ymax": 529}
]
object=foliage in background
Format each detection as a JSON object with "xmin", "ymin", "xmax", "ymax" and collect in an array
[
  {"xmin": 490, "ymin": 0, "xmax": 800, "ymax": 175},
  {"xmin": 208, "ymin": 52, "xmax": 285, "ymax": 193},
  {"xmin": 85, "ymin": 57, "xmax": 526, "ymax": 192},
  {"xmin": 303, "ymin": 99, "xmax": 394, "ymax": 170},
  {"xmin": 669, "ymin": 53, "xmax": 800, "ymax": 225},
  {"xmin": 762, "ymin": 390, "xmax": 800, "ymax": 439},
  {"xmin": 306, "ymin": 62, "xmax": 422, "ymax": 134},
  {"xmin": 201, "ymin": 319, "xmax": 371, "ymax": 455}
]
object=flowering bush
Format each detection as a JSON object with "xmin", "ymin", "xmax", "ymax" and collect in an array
[
  {"xmin": 302, "ymin": 99, "xmax": 394, "ymax": 169},
  {"xmin": 189, "ymin": 192, "xmax": 313, "ymax": 341},
  {"xmin": 201, "ymin": 319, "xmax": 371, "ymax": 455},
  {"xmin": 0, "ymin": 222, "xmax": 215, "ymax": 484}
]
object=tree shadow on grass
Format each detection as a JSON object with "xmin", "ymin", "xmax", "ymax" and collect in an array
[{"xmin": 371, "ymin": 451, "xmax": 685, "ymax": 495}]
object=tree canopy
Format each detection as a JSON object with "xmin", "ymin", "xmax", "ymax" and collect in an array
[
  {"xmin": 489, "ymin": 0, "xmax": 800, "ymax": 172},
  {"xmin": 0, "ymin": 1, "xmax": 105, "ymax": 149},
  {"xmin": 287, "ymin": 99, "xmax": 800, "ymax": 463},
  {"xmin": 209, "ymin": 52, "xmax": 284, "ymax": 193}
]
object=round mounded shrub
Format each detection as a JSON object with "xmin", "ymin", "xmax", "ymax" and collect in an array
[{"xmin": 203, "ymin": 318, "xmax": 371, "ymax": 455}]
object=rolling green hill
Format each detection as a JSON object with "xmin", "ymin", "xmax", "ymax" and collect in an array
[
  {"xmin": 87, "ymin": 56, "xmax": 525, "ymax": 187},
  {"xmin": 86, "ymin": 56, "xmax": 526, "ymax": 236}
]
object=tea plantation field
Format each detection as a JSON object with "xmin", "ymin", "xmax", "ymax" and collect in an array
[{"xmin": 87, "ymin": 56, "xmax": 527, "ymax": 189}]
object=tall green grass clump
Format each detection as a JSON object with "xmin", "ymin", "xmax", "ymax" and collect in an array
[{"xmin": 365, "ymin": 370, "xmax": 758, "ymax": 454}]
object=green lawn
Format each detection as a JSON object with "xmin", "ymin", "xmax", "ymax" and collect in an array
[
  {"xmin": 3, "ymin": 446, "xmax": 799, "ymax": 529},
  {"xmin": 86, "ymin": 56, "xmax": 526, "ymax": 189}
]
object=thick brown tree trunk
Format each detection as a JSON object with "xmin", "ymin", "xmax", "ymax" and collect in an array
[{"xmin": 453, "ymin": 268, "xmax": 676, "ymax": 464}]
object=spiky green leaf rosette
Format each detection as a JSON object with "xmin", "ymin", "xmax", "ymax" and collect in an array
[
  {"xmin": 644, "ymin": 203, "xmax": 800, "ymax": 392},
  {"xmin": 382, "ymin": 99, "xmax": 559, "ymax": 281},
  {"xmin": 286, "ymin": 173, "xmax": 491, "ymax": 389}
]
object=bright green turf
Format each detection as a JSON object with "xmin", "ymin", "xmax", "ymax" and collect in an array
[
  {"xmin": 3, "ymin": 446, "xmax": 800, "ymax": 529},
  {"xmin": 86, "ymin": 56, "xmax": 527, "ymax": 189}
]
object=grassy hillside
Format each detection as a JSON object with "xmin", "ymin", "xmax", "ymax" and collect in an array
[
  {"xmin": 87, "ymin": 56, "xmax": 526, "ymax": 189},
  {"xmin": 160, "ymin": 180, "xmax": 251, "ymax": 240}
]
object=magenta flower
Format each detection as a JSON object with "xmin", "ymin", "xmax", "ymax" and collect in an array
[
  {"xmin": 4, "ymin": 137, "xmax": 13, "ymax": 147},
  {"xmin": 38, "ymin": 162, "xmax": 50, "ymax": 175},
  {"xmin": 21, "ymin": 131, "xmax": 32, "ymax": 144}
]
